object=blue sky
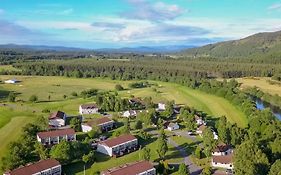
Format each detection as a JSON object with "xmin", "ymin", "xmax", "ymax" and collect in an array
[{"xmin": 0, "ymin": 0, "xmax": 281, "ymax": 48}]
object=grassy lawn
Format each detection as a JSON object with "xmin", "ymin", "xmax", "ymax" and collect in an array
[
  {"xmin": 63, "ymin": 137, "xmax": 183, "ymax": 175},
  {"xmin": 236, "ymin": 77, "xmax": 281, "ymax": 96}
]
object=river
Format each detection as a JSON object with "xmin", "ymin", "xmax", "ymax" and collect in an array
[{"xmin": 255, "ymin": 98, "xmax": 281, "ymax": 120}]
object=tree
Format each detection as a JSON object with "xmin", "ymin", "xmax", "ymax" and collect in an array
[
  {"xmin": 87, "ymin": 126, "xmax": 101, "ymax": 139},
  {"xmin": 63, "ymin": 94, "xmax": 67, "ymax": 99},
  {"xmin": 194, "ymin": 146, "xmax": 202, "ymax": 159},
  {"xmin": 202, "ymin": 127, "xmax": 217, "ymax": 157},
  {"xmin": 115, "ymin": 84, "xmax": 124, "ymax": 91},
  {"xmin": 201, "ymin": 166, "xmax": 211, "ymax": 175},
  {"xmin": 29, "ymin": 94, "xmax": 38, "ymax": 102},
  {"xmin": 139, "ymin": 147, "xmax": 151, "ymax": 161},
  {"xmin": 216, "ymin": 116, "xmax": 230, "ymax": 144},
  {"xmin": 8, "ymin": 92, "xmax": 16, "ymax": 102},
  {"xmin": 82, "ymin": 151, "xmax": 95, "ymax": 165},
  {"xmin": 50, "ymin": 140, "xmax": 72, "ymax": 164},
  {"xmin": 71, "ymin": 92, "xmax": 78, "ymax": 97},
  {"xmin": 48, "ymin": 95, "xmax": 51, "ymax": 101},
  {"xmin": 268, "ymin": 159, "xmax": 281, "ymax": 175},
  {"xmin": 234, "ymin": 140, "xmax": 269, "ymax": 175},
  {"xmin": 156, "ymin": 129, "xmax": 168, "ymax": 160},
  {"xmin": 35, "ymin": 142, "xmax": 48, "ymax": 159},
  {"xmin": 133, "ymin": 120, "xmax": 143, "ymax": 130},
  {"xmin": 178, "ymin": 163, "xmax": 190, "ymax": 175},
  {"xmin": 70, "ymin": 117, "xmax": 82, "ymax": 132}
]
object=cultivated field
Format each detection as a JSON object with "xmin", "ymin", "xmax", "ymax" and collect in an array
[
  {"xmin": 236, "ymin": 77, "xmax": 281, "ymax": 96},
  {"xmin": 0, "ymin": 75, "xmax": 248, "ymax": 172}
]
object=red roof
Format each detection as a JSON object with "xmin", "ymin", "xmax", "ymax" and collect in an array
[
  {"xmin": 8, "ymin": 159, "xmax": 60, "ymax": 175},
  {"xmin": 86, "ymin": 117, "xmax": 114, "ymax": 126},
  {"xmin": 213, "ymin": 143, "xmax": 231, "ymax": 152},
  {"xmin": 102, "ymin": 161, "xmax": 154, "ymax": 175},
  {"xmin": 212, "ymin": 154, "xmax": 233, "ymax": 164},
  {"xmin": 37, "ymin": 128, "xmax": 75, "ymax": 139},
  {"xmin": 49, "ymin": 111, "xmax": 65, "ymax": 119},
  {"xmin": 80, "ymin": 103, "xmax": 98, "ymax": 109},
  {"xmin": 100, "ymin": 134, "xmax": 137, "ymax": 148}
]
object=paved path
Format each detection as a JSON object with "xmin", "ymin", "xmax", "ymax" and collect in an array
[{"xmin": 168, "ymin": 137, "xmax": 202, "ymax": 175}]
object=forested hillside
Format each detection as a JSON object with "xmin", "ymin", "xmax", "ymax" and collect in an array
[{"xmin": 181, "ymin": 30, "xmax": 281, "ymax": 61}]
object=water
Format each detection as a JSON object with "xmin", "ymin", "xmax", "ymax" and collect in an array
[{"xmin": 255, "ymin": 98, "xmax": 281, "ymax": 120}]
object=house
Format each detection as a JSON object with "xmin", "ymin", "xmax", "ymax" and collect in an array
[
  {"xmin": 4, "ymin": 79, "xmax": 19, "ymax": 84},
  {"xmin": 196, "ymin": 125, "xmax": 207, "ymax": 136},
  {"xmin": 211, "ymin": 153, "xmax": 234, "ymax": 170},
  {"xmin": 82, "ymin": 117, "xmax": 115, "ymax": 132},
  {"xmin": 48, "ymin": 111, "xmax": 67, "ymax": 127},
  {"xmin": 195, "ymin": 115, "xmax": 205, "ymax": 126},
  {"xmin": 122, "ymin": 110, "xmax": 137, "ymax": 118},
  {"xmin": 3, "ymin": 159, "xmax": 61, "ymax": 175},
  {"xmin": 157, "ymin": 102, "xmax": 166, "ymax": 111},
  {"xmin": 79, "ymin": 103, "xmax": 99, "ymax": 114},
  {"xmin": 97, "ymin": 134, "xmax": 138, "ymax": 157},
  {"xmin": 213, "ymin": 131, "xmax": 219, "ymax": 140},
  {"xmin": 101, "ymin": 161, "xmax": 156, "ymax": 175},
  {"xmin": 129, "ymin": 98, "xmax": 145, "ymax": 108},
  {"xmin": 212, "ymin": 144, "xmax": 232, "ymax": 156},
  {"xmin": 167, "ymin": 122, "xmax": 180, "ymax": 131},
  {"xmin": 173, "ymin": 106, "xmax": 181, "ymax": 114},
  {"xmin": 37, "ymin": 128, "xmax": 76, "ymax": 145}
]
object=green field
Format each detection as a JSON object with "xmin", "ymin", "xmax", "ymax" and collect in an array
[
  {"xmin": 0, "ymin": 75, "xmax": 248, "ymax": 173},
  {"xmin": 0, "ymin": 65, "xmax": 21, "ymax": 72},
  {"xmin": 236, "ymin": 77, "xmax": 281, "ymax": 96}
]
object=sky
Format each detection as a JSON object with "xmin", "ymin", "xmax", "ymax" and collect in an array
[{"xmin": 0, "ymin": 0, "xmax": 281, "ymax": 49}]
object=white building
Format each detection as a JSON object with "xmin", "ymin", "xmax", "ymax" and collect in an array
[
  {"xmin": 97, "ymin": 134, "xmax": 138, "ymax": 157},
  {"xmin": 79, "ymin": 103, "xmax": 99, "ymax": 115},
  {"xmin": 195, "ymin": 115, "xmax": 205, "ymax": 126},
  {"xmin": 48, "ymin": 111, "xmax": 67, "ymax": 127},
  {"xmin": 3, "ymin": 159, "xmax": 61, "ymax": 175},
  {"xmin": 82, "ymin": 117, "xmax": 115, "ymax": 132},
  {"xmin": 101, "ymin": 161, "xmax": 156, "ymax": 175},
  {"xmin": 37, "ymin": 128, "xmax": 76, "ymax": 145},
  {"xmin": 212, "ymin": 154, "xmax": 233, "ymax": 170},
  {"xmin": 122, "ymin": 110, "xmax": 137, "ymax": 118},
  {"xmin": 167, "ymin": 122, "xmax": 180, "ymax": 131},
  {"xmin": 212, "ymin": 144, "xmax": 232, "ymax": 156},
  {"xmin": 157, "ymin": 102, "xmax": 166, "ymax": 111},
  {"xmin": 4, "ymin": 79, "xmax": 19, "ymax": 84}
]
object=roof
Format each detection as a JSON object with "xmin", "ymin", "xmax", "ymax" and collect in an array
[
  {"xmin": 129, "ymin": 98, "xmax": 144, "ymax": 105},
  {"xmin": 212, "ymin": 170, "xmax": 227, "ymax": 175},
  {"xmin": 102, "ymin": 161, "xmax": 154, "ymax": 175},
  {"xmin": 198, "ymin": 124, "xmax": 207, "ymax": 131},
  {"xmin": 37, "ymin": 128, "xmax": 75, "ymax": 139},
  {"xmin": 100, "ymin": 134, "xmax": 137, "ymax": 148},
  {"xmin": 8, "ymin": 159, "xmax": 60, "ymax": 175},
  {"xmin": 80, "ymin": 103, "xmax": 98, "ymax": 109},
  {"xmin": 212, "ymin": 154, "xmax": 233, "ymax": 164},
  {"xmin": 213, "ymin": 143, "xmax": 231, "ymax": 152},
  {"xmin": 168, "ymin": 122, "xmax": 179, "ymax": 127},
  {"xmin": 49, "ymin": 111, "xmax": 65, "ymax": 119},
  {"xmin": 86, "ymin": 117, "xmax": 114, "ymax": 126}
]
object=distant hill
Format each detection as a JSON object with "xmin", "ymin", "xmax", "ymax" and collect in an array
[
  {"xmin": 0, "ymin": 44, "xmax": 87, "ymax": 52},
  {"xmin": 95, "ymin": 45, "xmax": 195, "ymax": 53},
  {"xmin": 180, "ymin": 30, "xmax": 281, "ymax": 59}
]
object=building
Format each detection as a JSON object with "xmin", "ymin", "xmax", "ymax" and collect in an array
[
  {"xmin": 97, "ymin": 134, "xmax": 138, "ymax": 157},
  {"xmin": 48, "ymin": 111, "xmax": 67, "ymax": 127},
  {"xmin": 3, "ymin": 159, "xmax": 61, "ymax": 175},
  {"xmin": 196, "ymin": 125, "xmax": 207, "ymax": 136},
  {"xmin": 212, "ymin": 153, "xmax": 233, "ymax": 170},
  {"xmin": 195, "ymin": 115, "xmax": 205, "ymax": 126},
  {"xmin": 82, "ymin": 117, "xmax": 115, "ymax": 132},
  {"xmin": 101, "ymin": 161, "xmax": 156, "ymax": 175},
  {"xmin": 122, "ymin": 110, "xmax": 137, "ymax": 118},
  {"xmin": 79, "ymin": 103, "xmax": 99, "ymax": 114},
  {"xmin": 167, "ymin": 122, "xmax": 179, "ymax": 131},
  {"xmin": 157, "ymin": 102, "xmax": 166, "ymax": 111},
  {"xmin": 37, "ymin": 128, "xmax": 76, "ymax": 145},
  {"xmin": 212, "ymin": 144, "xmax": 232, "ymax": 156},
  {"xmin": 4, "ymin": 79, "xmax": 19, "ymax": 84}
]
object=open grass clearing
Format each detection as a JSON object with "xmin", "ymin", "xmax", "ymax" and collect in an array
[{"xmin": 236, "ymin": 77, "xmax": 281, "ymax": 96}]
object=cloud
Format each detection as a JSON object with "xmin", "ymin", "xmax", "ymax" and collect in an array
[
  {"xmin": 0, "ymin": 9, "xmax": 4, "ymax": 14},
  {"xmin": 60, "ymin": 8, "xmax": 73, "ymax": 15},
  {"xmin": 0, "ymin": 20, "xmax": 36, "ymax": 36},
  {"xmin": 268, "ymin": 3, "xmax": 281, "ymax": 11},
  {"xmin": 121, "ymin": 0, "xmax": 185, "ymax": 21},
  {"xmin": 91, "ymin": 22, "xmax": 125, "ymax": 30}
]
